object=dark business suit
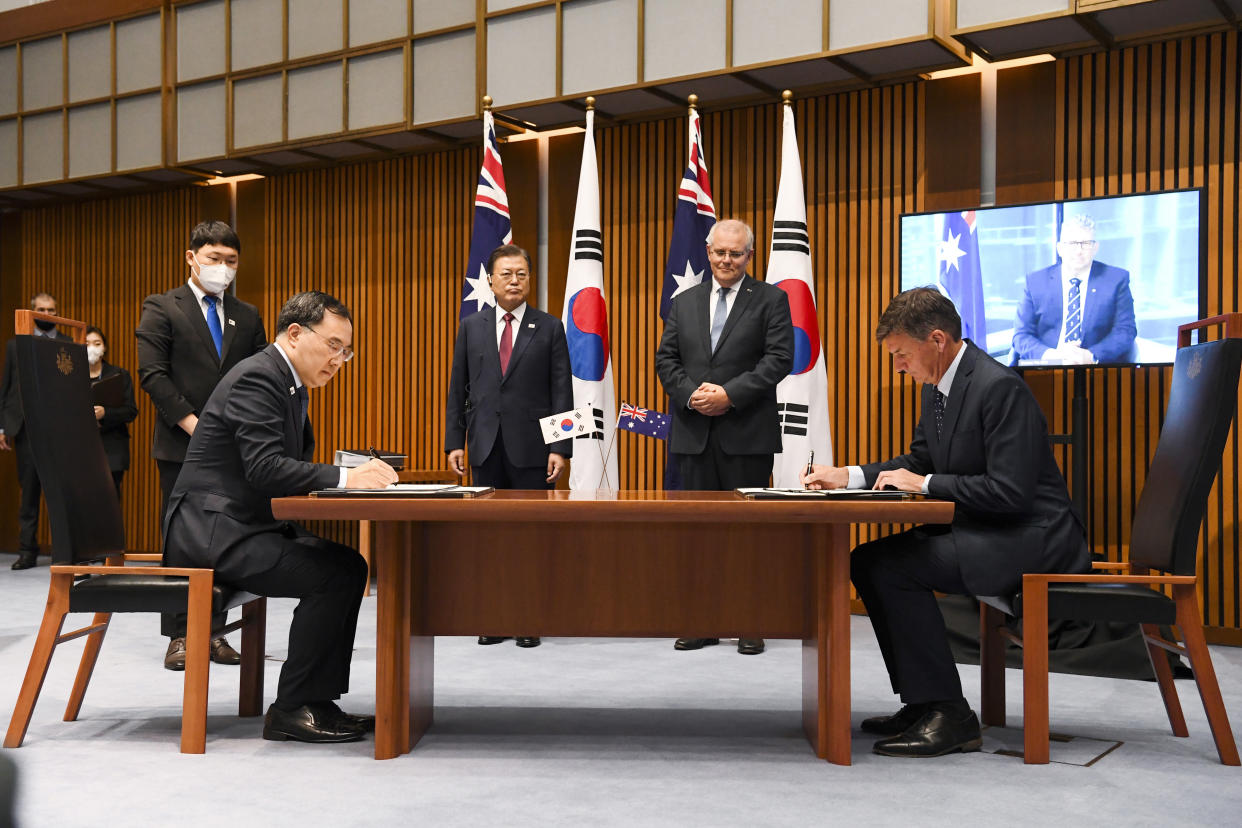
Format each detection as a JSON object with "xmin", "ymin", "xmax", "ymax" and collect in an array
[
  {"xmin": 655, "ymin": 275, "xmax": 793, "ymax": 488},
  {"xmin": 853, "ymin": 340, "xmax": 1090, "ymax": 704},
  {"xmin": 163, "ymin": 345, "xmax": 365, "ymax": 707},
  {"xmin": 444, "ymin": 303, "xmax": 573, "ymax": 488},
  {"xmin": 1, "ymin": 329, "xmax": 61, "ymax": 554},
  {"xmin": 135, "ymin": 282, "xmax": 267, "ymax": 519},
  {"xmin": 89, "ymin": 361, "xmax": 139, "ymax": 497},
  {"xmin": 1011, "ymin": 260, "xmax": 1137, "ymax": 363}
]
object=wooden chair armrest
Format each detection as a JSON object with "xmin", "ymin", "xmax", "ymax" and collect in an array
[
  {"xmin": 124, "ymin": 552, "xmax": 163, "ymax": 563},
  {"xmin": 1023, "ymin": 572, "xmax": 1194, "ymax": 586},
  {"xmin": 1090, "ymin": 561, "xmax": 1131, "ymax": 571},
  {"xmin": 49, "ymin": 565, "xmax": 213, "ymax": 579}
]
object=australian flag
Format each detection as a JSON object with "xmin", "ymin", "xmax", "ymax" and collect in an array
[
  {"xmin": 659, "ymin": 108, "xmax": 716, "ymax": 320},
  {"xmin": 460, "ymin": 110, "xmax": 512, "ymax": 319},
  {"xmin": 618, "ymin": 403, "xmax": 670, "ymax": 440},
  {"xmin": 937, "ymin": 211, "xmax": 987, "ymax": 345}
]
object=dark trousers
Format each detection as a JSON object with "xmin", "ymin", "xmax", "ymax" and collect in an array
[
  {"xmin": 851, "ymin": 525, "xmax": 970, "ymax": 705},
  {"xmin": 14, "ymin": 434, "xmax": 42, "ymax": 553},
  {"xmin": 472, "ymin": 431, "xmax": 552, "ymax": 490},
  {"xmin": 157, "ymin": 458, "xmax": 227, "ymax": 639},
  {"xmin": 216, "ymin": 535, "xmax": 367, "ymax": 707},
  {"xmin": 674, "ymin": 435, "xmax": 773, "ymax": 491}
]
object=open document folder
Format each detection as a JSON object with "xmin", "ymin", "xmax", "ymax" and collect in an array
[
  {"xmin": 310, "ymin": 484, "xmax": 495, "ymax": 498},
  {"xmin": 735, "ymin": 487, "xmax": 916, "ymax": 500}
]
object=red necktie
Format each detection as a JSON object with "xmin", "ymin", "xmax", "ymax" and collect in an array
[{"xmin": 499, "ymin": 312, "xmax": 514, "ymax": 375}]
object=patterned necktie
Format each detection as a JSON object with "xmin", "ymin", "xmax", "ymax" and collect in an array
[
  {"xmin": 933, "ymin": 390, "xmax": 946, "ymax": 438},
  {"xmin": 203, "ymin": 295, "xmax": 224, "ymax": 358},
  {"xmin": 1064, "ymin": 277, "xmax": 1083, "ymax": 344},
  {"xmin": 499, "ymin": 312, "xmax": 514, "ymax": 375},
  {"xmin": 710, "ymin": 287, "xmax": 730, "ymax": 352}
]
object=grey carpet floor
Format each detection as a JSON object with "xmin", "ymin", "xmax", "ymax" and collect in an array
[{"xmin": 1, "ymin": 554, "xmax": 1240, "ymax": 827}]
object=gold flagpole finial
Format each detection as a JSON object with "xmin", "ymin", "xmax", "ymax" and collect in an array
[
  {"xmin": 482, "ymin": 95, "xmax": 493, "ymax": 112},
  {"xmin": 781, "ymin": 89, "xmax": 793, "ymax": 105},
  {"xmin": 687, "ymin": 93, "xmax": 699, "ymax": 112},
  {"xmin": 585, "ymin": 96, "xmax": 595, "ymax": 111}
]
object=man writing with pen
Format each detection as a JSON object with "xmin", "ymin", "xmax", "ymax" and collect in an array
[{"xmin": 801, "ymin": 287, "xmax": 1087, "ymax": 758}]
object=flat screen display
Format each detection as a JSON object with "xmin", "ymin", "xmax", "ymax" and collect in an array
[{"xmin": 899, "ymin": 189, "xmax": 1203, "ymax": 366}]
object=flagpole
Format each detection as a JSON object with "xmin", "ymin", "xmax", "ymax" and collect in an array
[{"xmin": 598, "ymin": 411, "xmax": 621, "ymax": 491}]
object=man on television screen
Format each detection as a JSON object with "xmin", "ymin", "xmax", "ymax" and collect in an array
[{"xmin": 1011, "ymin": 214, "xmax": 1137, "ymax": 365}]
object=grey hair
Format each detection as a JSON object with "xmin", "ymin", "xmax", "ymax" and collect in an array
[{"xmin": 706, "ymin": 219, "xmax": 755, "ymax": 253}]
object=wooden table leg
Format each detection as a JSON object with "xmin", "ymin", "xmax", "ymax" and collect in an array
[
  {"xmin": 803, "ymin": 524, "xmax": 852, "ymax": 765},
  {"xmin": 373, "ymin": 521, "xmax": 433, "ymax": 759}
]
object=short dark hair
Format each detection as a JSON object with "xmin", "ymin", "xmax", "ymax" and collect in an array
[
  {"xmin": 85, "ymin": 325, "xmax": 107, "ymax": 348},
  {"xmin": 189, "ymin": 220, "xmax": 242, "ymax": 254},
  {"xmin": 874, "ymin": 287, "xmax": 962, "ymax": 343},
  {"xmin": 276, "ymin": 291, "xmax": 352, "ymax": 334},
  {"xmin": 486, "ymin": 244, "xmax": 531, "ymax": 275}
]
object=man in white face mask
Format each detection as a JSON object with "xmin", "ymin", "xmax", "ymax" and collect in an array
[{"xmin": 136, "ymin": 220, "xmax": 268, "ymax": 671}]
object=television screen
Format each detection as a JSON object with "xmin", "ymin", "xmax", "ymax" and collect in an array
[{"xmin": 899, "ymin": 189, "xmax": 1203, "ymax": 366}]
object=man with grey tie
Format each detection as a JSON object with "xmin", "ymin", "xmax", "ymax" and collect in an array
[
  {"xmin": 656, "ymin": 218, "xmax": 794, "ymax": 656},
  {"xmin": 1011, "ymin": 213, "xmax": 1137, "ymax": 365},
  {"xmin": 136, "ymin": 220, "xmax": 267, "ymax": 670}
]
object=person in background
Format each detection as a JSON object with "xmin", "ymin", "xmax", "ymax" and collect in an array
[
  {"xmin": 85, "ymin": 326, "xmax": 139, "ymax": 499},
  {"xmin": 136, "ymin": 220, "xmax": 267, "ymax": 670},
  {"xmin": 0, "ymin": 292, "xmax": 62, "ymax": 570}
]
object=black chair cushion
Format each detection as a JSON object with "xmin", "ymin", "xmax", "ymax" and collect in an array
[
  {"xmin": 68, "ymin": 574, "xmax": 259, "ymax": 615},
  {"xmin": 985, "ymin": 583, "xmax": 1177, "ymax": 626}
]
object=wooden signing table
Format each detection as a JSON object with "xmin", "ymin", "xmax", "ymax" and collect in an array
[{"xmin": 271, "ymin": 490, "xmax": 953, "ymax": 764}]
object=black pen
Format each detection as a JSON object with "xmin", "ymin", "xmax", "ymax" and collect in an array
[
  {"xmin": 804, "ymin": 450, "xmax": 815, "ymax": 488},
  {"xmin": 368, "ymin": 445, "xmax": 382, "ymax": 461}
]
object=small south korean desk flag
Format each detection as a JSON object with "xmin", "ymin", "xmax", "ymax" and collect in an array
[{"xmin": 540, "ymin": 407, "xmax": 595, "ymax": 445}]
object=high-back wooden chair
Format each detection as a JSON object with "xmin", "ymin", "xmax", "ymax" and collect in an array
[
  {"xmin": 979, "ymin": 313, "xmax": 1242, "ymax": 765},
  {"xmin": 3, "ymin": 309, "xmax": 267, "ymax": 754}
]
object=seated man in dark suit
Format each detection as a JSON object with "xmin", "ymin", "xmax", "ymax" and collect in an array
[
  {"xmin": 1011, "ymin": 213, "xmax": 1137, "ymax": 364},
  {"xmin": 804, "ymin": 287, "xmax": 1089, "ymax": 758},
  {"xmin": 163, "ymin": 291, "xmax": 398, "ymax": 743}
]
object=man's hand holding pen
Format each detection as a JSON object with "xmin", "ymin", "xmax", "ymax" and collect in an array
[
  {"xmin": 801, "ymin": 464, "xmax": 848, "ymax": 490},
  {"xmin": 345, "ymin": 445, "xmax": 398, "ymax": 488}
]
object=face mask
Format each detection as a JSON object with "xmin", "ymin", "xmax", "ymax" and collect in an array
[
  {"xmin": 87, "ymin": 345, "xmax": 104, "ymax": 365},
  {"xmin": 194, "ymin": 259, "xmax": 237, "ymax": 294},
  {"xmin": 34, "ymin": 319, "xmax": 56, "ymax": 332}
]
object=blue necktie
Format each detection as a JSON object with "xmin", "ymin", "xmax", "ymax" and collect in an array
[
  {"xmin": 933, "ymin": 390, "xmax": 946, "ymax": 438},
  {"xmin": 296, "ymin": 385, "xmax": 309, "ymax": 424},
  {"xmin": 710, "ymin": 287, "xmax": 730, "ymax": 352},
  {"xmin": 1063, "ymin": 277, "xmax": 1082, "ymax": 344},
  {"xmin": 204, "ymin": 295, "xmax": 224, "ymax": 358}
]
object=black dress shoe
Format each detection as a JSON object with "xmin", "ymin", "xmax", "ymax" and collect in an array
[
  {"xmin": 164, "ymin": 638, "xmax": 187, "ymax": 671},
  {"xmin": 737, "ymin": 638, "xmax": 765, "ymax": 655},
  {"xmin": 872, "ymin": 707, "xmax": 982, "ymax": 758},
  {"xmin": 263, "ymin": 704, "xmax": 365, "ymax": 743},
  {"xmin": 515, "ymin": 637, "xmax": 541, "ymax": 648},
  {"xmin": 478, "ymin": 636, "xmax": 511, "ymax": 645},
  {"xmin": 674, "ymin": 638, "xmax": 720, "ymax": 650},
  {"xmin": 861, "ymin": 703, "xmax": 928, "ymax": 736},
  {"xmin": 210, "ymin": 637, "xmax": 242, "ymax": 665},
  {"xmin": 11, "ymin": 551, "xmax": 37, "ymax": 570},
  {"xmin": 310, "ymin": 701, "xmax": 375, "ymax": 733}
]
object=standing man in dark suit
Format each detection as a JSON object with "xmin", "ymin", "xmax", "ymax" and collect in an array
[
  {"xmin": 444, "ymin": 243, "xmax": 574, "ymax": 649},
  {"xmin": 656, "ymin": 218, "xmax": 794, "ymax": 656},
  {"xmin": 136, "ymin": 220, "xmax": 267, "ymax": 670},
  {"xmin": 1011, "ymin": 213, "xmax": 1137, "ymax": 364},
  {"xmin": 0, "ymin": 292, "xmax": 61, "ymax": 570},
  {"xmin": 803, "ymin": 287, "xmax": 1090, "ymax": 758},
  {"xmin": 164, "ymin": 291, "xmax": 396, "ymax": 743}
]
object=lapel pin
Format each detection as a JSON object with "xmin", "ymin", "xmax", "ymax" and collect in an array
[
  {"xmin": 228, "ymin": 318, "xmax": 236, "ymax": 326},
  {"xmin": 288, "ymin": 386, "xmax": 295, "ymax": 395},
  {"xmin": 527, "ymin": 323, "xmax": 535, "ymax": 329}
]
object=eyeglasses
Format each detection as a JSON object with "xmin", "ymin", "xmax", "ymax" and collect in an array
[
  {"xmin": 709, "ymin": 248, "xmax": 749, "ymax": 260},
  {"xmin": 1059, "ymin": 240, "xmax": 1097, "ymax": 250},
  {"xmin": 493, "ymin": 269, "xmax": 530, "ymax": 282},
  {"xmin": 304, "ymin": 325, "xmax": 355, "ymax": 362}
]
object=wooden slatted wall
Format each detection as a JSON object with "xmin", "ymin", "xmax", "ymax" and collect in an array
[{"xmin": 1051, "ymin": 32, "xmax": 1241, "ymax": 637}]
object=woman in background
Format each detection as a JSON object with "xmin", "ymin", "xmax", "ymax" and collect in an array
[{"xmin": 86, "ymin": 326, "xmax": 138, "ymax": 498}]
